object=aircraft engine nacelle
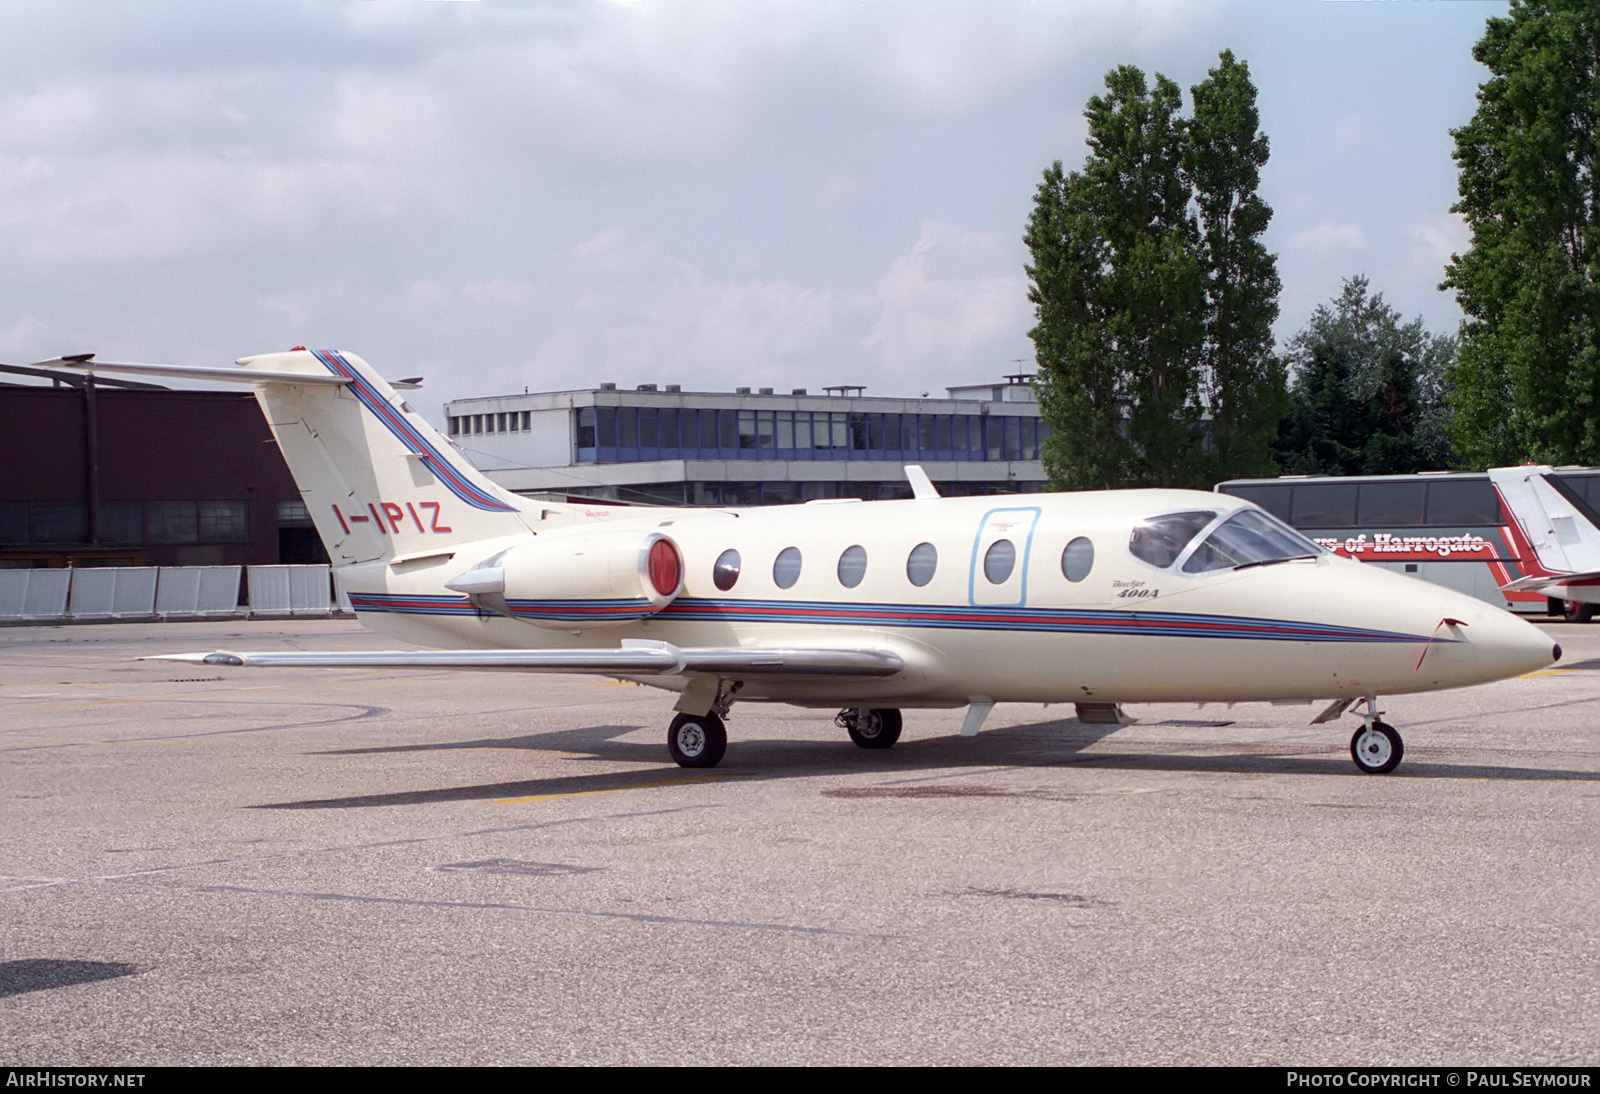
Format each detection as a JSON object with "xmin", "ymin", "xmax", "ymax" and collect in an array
[{"xmin": 445, "ymin": 530, "xmax": 684, "ymax": 629}]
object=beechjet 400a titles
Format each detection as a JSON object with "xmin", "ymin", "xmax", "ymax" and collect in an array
[{"xmin": 45, "ymin": 350, "xmax": 1560, "ymax": 774}]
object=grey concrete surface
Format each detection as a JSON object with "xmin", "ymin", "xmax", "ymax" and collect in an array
[{"xmin": 2, "ymin": 619, "xmax": 1596, "ymax": 1065}]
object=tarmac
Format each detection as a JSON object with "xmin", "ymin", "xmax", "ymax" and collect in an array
[{"xmin": 2, "ymin": 617, "xmax": 1596, "ymax": 1065}]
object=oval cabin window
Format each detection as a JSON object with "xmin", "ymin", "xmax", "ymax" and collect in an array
[
  {"xmin": 906, "ymin": 542, "xmax": 937, "ymax": 587},
  {"xmin": 837, "ymin": 545, "xmax": 868, "ymax": 589},
  {"xmin": 773, "ymin": 547, "xmax": 802, "ymax": 590},
  {"xmin": 1061, "ymin": 537, "xmax": 1094, "ymax": 582},
  {"xmin": 983, "ymin": 539, "xmax": 1016, "ymax": 584},
  {"xmin": 713, "ymin": 549, "xmax": 741, "ymax": 591}
]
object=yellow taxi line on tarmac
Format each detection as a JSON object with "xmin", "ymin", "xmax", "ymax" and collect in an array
[
  {"xmin": 0, "ymin": 671, "xmax": 431, "ymax": 711},
  {"xmin": 0, "ymin": 668, "xmax": 650, "ymax": 713},
  {"xmin": 495, "ymin": 773, "xmax": 737, "ymax": 803}
]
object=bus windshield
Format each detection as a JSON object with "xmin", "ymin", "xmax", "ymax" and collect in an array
[{"xmin": 1182, "ymin": 509, "xmax": 1323, "ymax": 573}]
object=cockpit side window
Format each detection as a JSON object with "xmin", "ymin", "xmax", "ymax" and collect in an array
[
  {"xmin": 1182, "ymin": 509, "xmax": 1324, "ymax": 573},
  {"xmin": 1128, "ymin": 511, "xmax": 1216, "ymax": 569}
]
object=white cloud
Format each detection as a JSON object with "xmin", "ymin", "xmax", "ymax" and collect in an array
[{"xmin": 1286, "ymin": 222, "xmax": 1369, "ymax": 263}]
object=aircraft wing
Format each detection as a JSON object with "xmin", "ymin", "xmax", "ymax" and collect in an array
[{"xmin": 146, "ymin": 640, "xmax": 906, "ymax": 677}]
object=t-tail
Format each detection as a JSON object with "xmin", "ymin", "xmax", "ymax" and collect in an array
[
  {"xmin": 39, "ymin": 348, "xmax": 615, "ymax": 569},
  {"xmin": 239, "ymin": 348, "xmax": 542, "ymax": 567},
  {"xmin": 1488, "ymin": 464, "xmax": 1600, "ymax": 580}
]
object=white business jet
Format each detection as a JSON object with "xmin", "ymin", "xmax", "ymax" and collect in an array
[
  {"xmin": 1489, "ymin": 464, "xmax": 1600, "ymax": 623},
  {"xmin": 44, "ymin": 349, "xmax": 1560, "ymax": 774}
]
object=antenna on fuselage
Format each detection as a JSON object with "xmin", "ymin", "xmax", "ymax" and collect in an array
[{"xmin": 905, "ymin": 465, "xmax": 940, "ymax": 500}]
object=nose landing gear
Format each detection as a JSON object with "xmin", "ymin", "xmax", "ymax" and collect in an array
[{"xmin": 1349, "ymin": 695, "xmax": 1404, "ymax": 774}]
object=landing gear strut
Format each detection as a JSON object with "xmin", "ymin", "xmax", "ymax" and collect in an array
[
  {"xmin": 837, "ymin": 707, "xmax": 902, "ymax": 749},
  {"xmin": 1349, "ymin": 696, "xmax": 1404, "ymax": 774}
]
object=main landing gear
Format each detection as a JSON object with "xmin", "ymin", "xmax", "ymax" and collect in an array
[
  {"xmin": 1349, "ymin": 696, "xmax": 1404, "ymax": 775},
  {"xmin": 837, "ymin": 707, "xmax": 903, "ymax": 750},
  {"xmin": 663, "ymin": 693, "xmax": 907, "ymax": 768},
  {"xmin": 667, "ymin": 711, "xmax": 727, "ymax": 769}
]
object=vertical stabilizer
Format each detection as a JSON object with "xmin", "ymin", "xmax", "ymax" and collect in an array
[
  {"xmin": 241, "ymin": 349, "xmax": 537, "ymax": 565},
  {"xmin": 1488, "ymin": 465, "xmax": 1600, "ymax": 576}
]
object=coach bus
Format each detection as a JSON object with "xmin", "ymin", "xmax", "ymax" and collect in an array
[{"xmin": 1215, "ymin": 469, "xmax": 1600, "ymax": 622}]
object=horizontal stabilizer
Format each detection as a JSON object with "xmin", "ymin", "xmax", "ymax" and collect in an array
[
  {"xmin": 1499, "ymin": 569, "xmax": 1600, "ymax": 593},
  {"xmin": 33, "ymin": 356, "xmax": 351, "ymax": 386},
  {"xmin": 145, "ymin": 642, "xmax": 905, "ymax": 678}
]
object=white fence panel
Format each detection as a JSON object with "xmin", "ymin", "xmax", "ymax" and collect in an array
[
  {"xmin": 0, "ymin": 569, "xmax": 73, "ymax": 621},
  {"xmin": 247, "ymin": 564, "xmax": 334, "ymax": 617},
  {"xmin": 155, "ymin": 566, "xmax": 241, "ymax": 619},
  {"xmin": 68, "ymin": 567, "xmax": 158, "ymax": 620}
]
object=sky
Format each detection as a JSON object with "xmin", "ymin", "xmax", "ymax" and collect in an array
[{"xmin": 0, "ymin": 0, "xmax": 1508, "ymax": 420}]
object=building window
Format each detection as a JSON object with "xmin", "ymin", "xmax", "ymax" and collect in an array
[
  {"xmin": 199, "ymin": 500, "xmax": 249, "ymax": 543},
  {"xmin": 146, "ymin": 501, "xmax": 198, "ymax": 544},
  {"xmin": 100, "ymin": 501, "xmax": 144, "ymax": 545},
  {"xmin": 0, "ymin": 501, "xmax": 26, "ymax": 545}
]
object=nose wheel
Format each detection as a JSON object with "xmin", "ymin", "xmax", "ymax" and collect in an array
[{"xmin": 1350, "ymin": 719, "xmax": 1403, "ymax": 774}]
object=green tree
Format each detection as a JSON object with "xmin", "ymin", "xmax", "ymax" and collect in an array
[
  {"xmin": 1187, "ymin": 50, "xmax": 1286, "ymax": 482},
  {"xmin": 1277, "ymin": 277, "xmax": 1457, "ymax": 475},
  {"xmin": 1027, "ymin": 54, "xmax": 1281, "ymax": 490},
  {"xmin": 1443, "ymin": 0, "xmax": 1600, "ymax": 468}
]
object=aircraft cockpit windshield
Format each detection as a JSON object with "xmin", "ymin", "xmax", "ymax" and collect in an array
[{"xmin": 1129, "ymin": 509, "xmax": 1324, "ymax": 574}]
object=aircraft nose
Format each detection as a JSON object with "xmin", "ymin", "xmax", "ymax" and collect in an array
[{"xmin": 1461, "ymin": 603, "xmax": 1559, "ymax": 681}]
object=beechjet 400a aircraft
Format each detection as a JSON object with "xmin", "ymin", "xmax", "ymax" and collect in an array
[
  {"xmin": 1489, "ymin": 465, "xmax": 1600, "ymax": 623},
  {"xmin": 45, "ymin": 349, "xmax": 1561, "ymax": 775}
]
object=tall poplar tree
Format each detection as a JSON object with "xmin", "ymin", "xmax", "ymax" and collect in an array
[
  {"xmin": 1187, "ymin": 50, "xmax": 1285, "ymax": 482},
  {"xmin": 1027, "ymin": 53, "xmax": 1281, "ymax": 490},
  {"xmin": 1443, "ymin": 0, "xmax": 1600, "ymax": 468}
]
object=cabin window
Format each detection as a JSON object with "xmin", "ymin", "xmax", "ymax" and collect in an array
[
  {"xmin": 1128, "ymin": 511, "xmax": 1215, "ymax": 569},
  {"xmin": 906, "ymin": 542, "xmax": 937, "ymax": 587},
  {"xmin": 837, "ymin": 545, "xmax": 868, "ymax": 588},
  {"xmin": 773, "ymin": 547, "xmax": 802, "ymax": 589},
  {"xmin": 983, "ymin": 539, "xmax": 1016, "ymax": 584},
  {"xmin": 1061, "ymin": 537, "xmax": 1094, "ymax": 582},
  {"xmin": 713, "ymin": 549, "xmax": 741, "ymax": 591}
]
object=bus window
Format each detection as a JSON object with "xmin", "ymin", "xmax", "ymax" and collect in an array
[
  {"xmin": 1426, "ymin": 480, "xmax": 1499, "ymax": 525},
  {"xmin": 1222, "ymin": 484, "xmax": 1292, "ymax": 522},
  {"xmin": 1556, "ymin": 473, "xmax": 1600, "ymax": 512},
  {"xmin": 1357, "ymin": 482, "xmax": 1426, "ymax": 525},
  {"xmin": 1291, "ymin": 484, "xmax": 1358, "ymax": 527}
]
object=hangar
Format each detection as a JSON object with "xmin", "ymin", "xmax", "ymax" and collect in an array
[{"xmin": 0, "ymin": 363, "xmax": 322, "ymax": 570}]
